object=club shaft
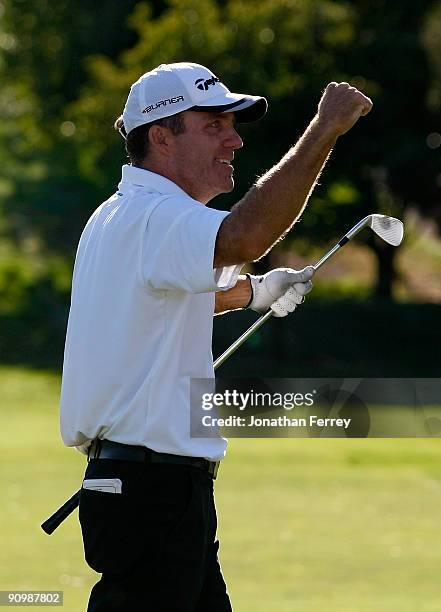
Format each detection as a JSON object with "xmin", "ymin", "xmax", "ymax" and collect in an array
[
  {"xmin": 213, "ymin": 216, "xmax": 375, "ymax": 370},
  {"xmin": 213, "ymin": 309, "xmax": 273, "ymax": 370},
  {"xmin": 311, "ymin": 242, "xmax": 343, "ymax": 271},
  {"xmin": 212, "ymin": 228, "xmax": 360, "ymax": 370},
  {"xmin": 42, "ymin": 215, "xmax": 387, "ymax": 535}
]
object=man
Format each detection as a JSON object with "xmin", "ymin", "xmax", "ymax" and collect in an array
[{"xmin": 60, "ymin": 62, "xmax": 372, "ymax": 611}]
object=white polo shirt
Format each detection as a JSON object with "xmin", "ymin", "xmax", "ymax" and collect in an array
[{"xmin": 60, "ymin": 165, "xmax": 242, "ymax": 461}]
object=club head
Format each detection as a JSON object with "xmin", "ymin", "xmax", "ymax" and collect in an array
[{"xmin": 368, "ymin": 214, "xmax": 404, "ymax": 246}]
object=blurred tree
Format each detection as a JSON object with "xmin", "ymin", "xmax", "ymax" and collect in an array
[
  {"xmin": 0, "ymin": 0, "xmax": 440, "ymax": 299},
  {"xmin": 70, "ymin": 0, "xmax": 359, "ymax": 253},
  {"xmin": 421, "ymin": 0, "xmax": 441, "ymax": 229},
  {"xmin": 71, "ymin": 0, "xmax": 441, "ymax": 297},
  {"xmin": 0, "ymin": 0, "xmax": 147, "ymax": 253},
  {"xmin": 328, "ymin": 0, "xmax": 441, "ymax": 297},
  {"xmin": 0, "ymin": 0, "xmax": 157, "ymax": 349}
]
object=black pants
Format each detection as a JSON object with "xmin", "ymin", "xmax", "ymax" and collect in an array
[{"xmin": 79, "ymin": 458, "xmax": 232, "ymax": 611}]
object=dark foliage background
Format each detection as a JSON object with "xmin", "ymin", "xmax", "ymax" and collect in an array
[{"xmin": 0, "ymin": 0, "xmax": 440, "ymax": 373}]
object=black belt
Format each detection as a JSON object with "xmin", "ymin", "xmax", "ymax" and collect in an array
[
  {"xmin": 88, "ymin": 439, "xmax": 220, "ymax": 479},
  {"xmin": 41, "ymin": 439, "xmax": 220, "ymax": 536}
]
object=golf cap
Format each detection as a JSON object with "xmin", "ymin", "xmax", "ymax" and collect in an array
[{"xmin": 121, "ymin": 62, "xmax": 268, "ymax": 136}]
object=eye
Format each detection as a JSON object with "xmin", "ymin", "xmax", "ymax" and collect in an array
[{"xmin": 209, "ymin": 120, "xmax": 220, "ymax": 128}]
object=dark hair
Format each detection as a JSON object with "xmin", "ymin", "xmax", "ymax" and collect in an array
[{"xmin": 114, "ymin": 114, "xmax": 186, "ymax": 166}]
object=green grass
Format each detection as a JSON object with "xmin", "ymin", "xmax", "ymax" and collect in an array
[{"xmin": 1, "ymin": 366, "xmax": 441, "ymax": 611}]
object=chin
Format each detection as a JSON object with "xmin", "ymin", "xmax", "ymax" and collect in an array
[
  {"xmin": 221, "ymin": 178, "xmax": 235, "ymax": 193},
  {"xmin": 204, "ymin": 180, "xmax": 235, "ymax": 203}
]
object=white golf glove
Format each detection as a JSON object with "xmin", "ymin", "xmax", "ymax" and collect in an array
[{"xmin": 247, "ymin": 266, "xmax": 314, "ymax": 317}]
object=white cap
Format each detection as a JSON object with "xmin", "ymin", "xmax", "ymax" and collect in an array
[{"xmin": 121, "ymin": 62, "xmax": 267, "ymax": 136}]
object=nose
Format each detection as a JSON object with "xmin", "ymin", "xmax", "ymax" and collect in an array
[{"xmin": 225, "ymin": 126, "xmax": 243, "ymax": 150}]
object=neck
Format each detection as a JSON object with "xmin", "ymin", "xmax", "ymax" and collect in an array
[{"xmin": 137, "ymin": 159, "xmax": 209, "ymax": 204}]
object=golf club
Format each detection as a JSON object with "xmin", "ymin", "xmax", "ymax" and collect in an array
[
  {"xmin": 213, "ymin": 214, "xmax": 404, "ymax": 369},
  {"xmin": 41, "ymin": 213, "xmax": 403, "ymax": 535}
]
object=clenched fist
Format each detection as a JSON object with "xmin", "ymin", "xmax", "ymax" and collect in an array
[{"xmin": 318, "ymin": 82, "xmax": 373, "ymax": 137}]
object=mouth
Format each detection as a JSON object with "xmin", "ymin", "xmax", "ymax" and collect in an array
[{"xmin": 215, "ymin": 158, "xmax": 234, "ymax": 169}]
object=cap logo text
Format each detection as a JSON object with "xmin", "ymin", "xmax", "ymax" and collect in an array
[
  {"xmin": 142, "ymin": 95, "xmax": 185, "ymax": 114},
  {"xmin": 195, "ymin": 76, "xmax": 220, "ymax": 91}
]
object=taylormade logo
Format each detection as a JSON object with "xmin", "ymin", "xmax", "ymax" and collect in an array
[
  {"xmin": 142, "ymin": 95, "xmax": 184, "ymax": 114},
  {"xmin": 195, "ymin": 76, "xmax": 220, "ymax": 91}
]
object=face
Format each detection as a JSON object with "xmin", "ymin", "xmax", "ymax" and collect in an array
[{"xmin": 168, "ymin": 111, "xmax": 243, "ymax": 204}]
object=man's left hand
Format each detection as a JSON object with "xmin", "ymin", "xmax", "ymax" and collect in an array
[{"xmin": 247, "ymin": 266, "xmax": 314, "ymax": 314}]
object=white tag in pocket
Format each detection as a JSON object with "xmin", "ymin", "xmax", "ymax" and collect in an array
[{"xmin": 82, "ymin": 478, "xmax": 122, "ymax": 494}]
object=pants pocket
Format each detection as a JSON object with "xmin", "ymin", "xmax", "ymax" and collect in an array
[
  {"xmin": 79, "ymin": 486, "xmax": 141, "ymax": 574},
  {"xmin": 79, "ymin": 460, "xmax": 150, "ymax": 575}
]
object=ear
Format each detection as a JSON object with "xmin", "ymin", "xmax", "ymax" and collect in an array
[{"xmin": 148, "ymin": 125, "xmax": 173, "ymax": 157}]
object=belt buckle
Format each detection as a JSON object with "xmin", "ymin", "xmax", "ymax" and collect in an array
[
  {"xmin": 87, "ymin": 439, "xmax": 101, "ymax": 461},
  {"xmin": 208, "ymin": 461, "xmax": 220, "ymax": 479}
]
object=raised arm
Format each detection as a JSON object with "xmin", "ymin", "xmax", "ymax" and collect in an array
[{"xmin": 214, "ymin": 82, "xmax": 372, "ymax": 267}]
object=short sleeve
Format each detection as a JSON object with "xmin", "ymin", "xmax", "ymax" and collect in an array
[{"xmin": 142, "ymin": 197, "xmax": 242, "ymax": 293}]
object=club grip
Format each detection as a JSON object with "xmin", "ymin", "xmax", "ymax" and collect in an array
[{"xmin": 41, "ymin": 490, "xmax": 80, "ymax": 535}]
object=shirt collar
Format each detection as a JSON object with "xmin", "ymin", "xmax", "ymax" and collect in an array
[{"xmin": 119, "ymin": 164, "xmax": 191, "ymax": 199}]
